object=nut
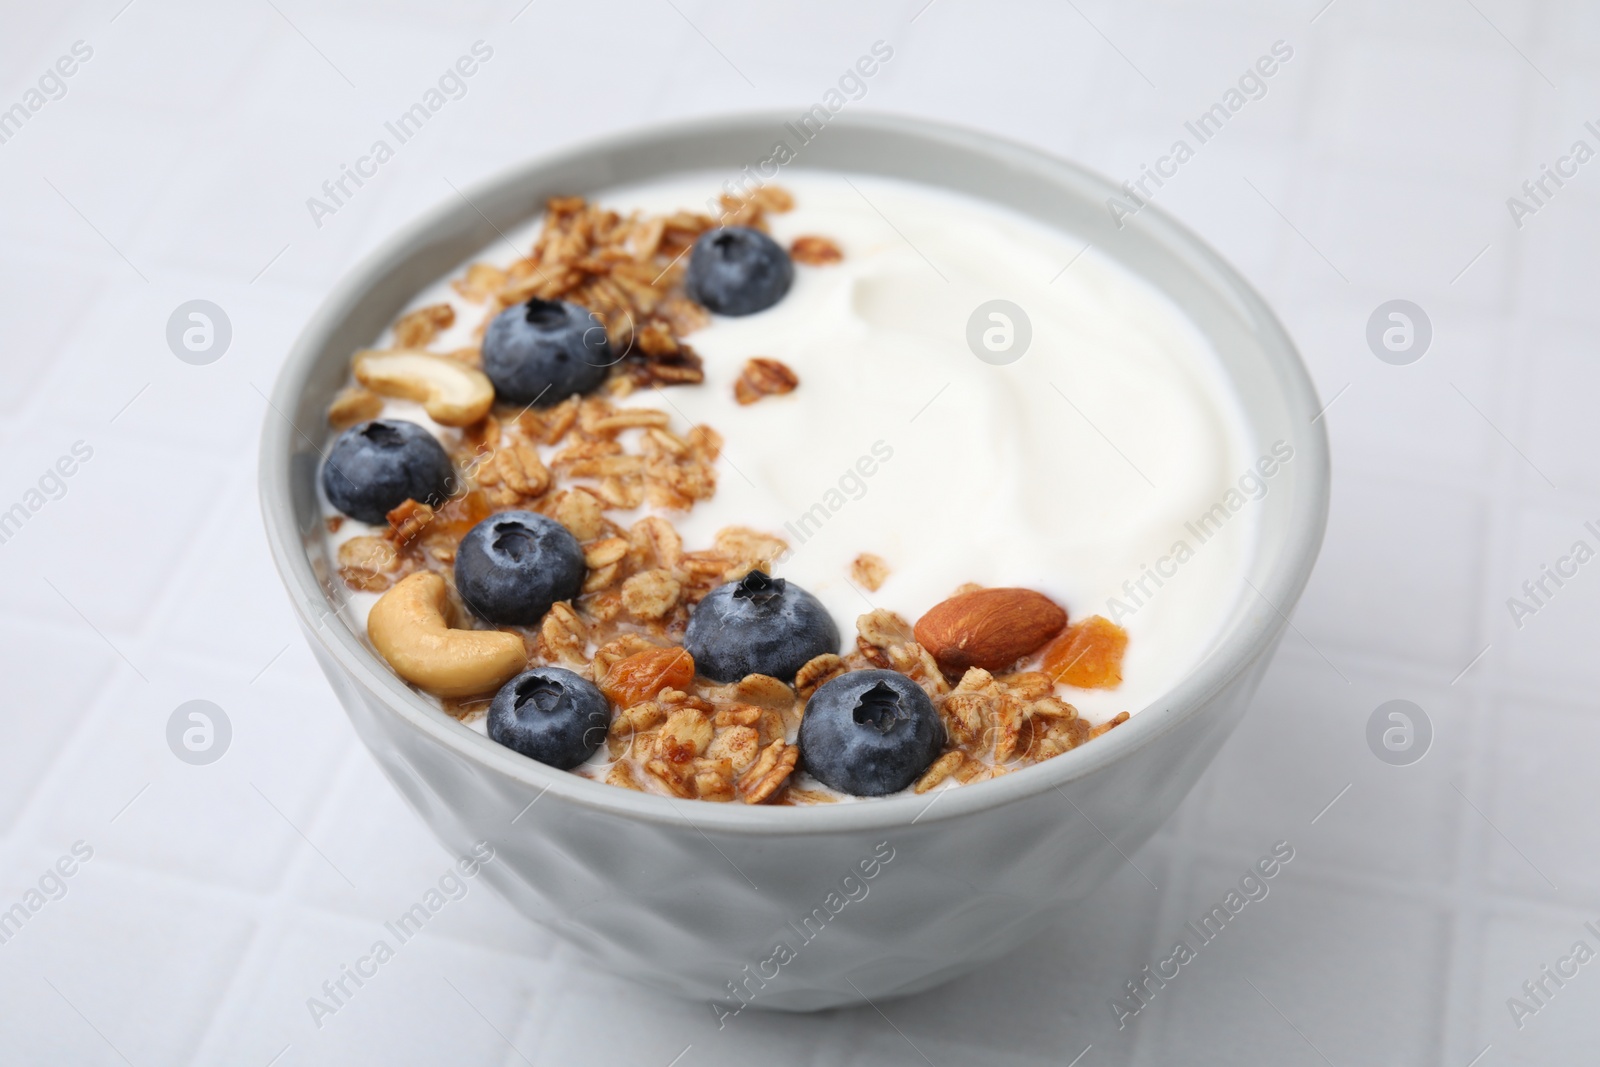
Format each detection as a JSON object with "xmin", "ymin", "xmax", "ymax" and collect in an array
[
  {"xmin": 366, "ymin": 572, "xmax": 526, "ymax": 698},
  {"xmin": 913, "ymin": 588, "xmax": 1067, "ymax": 673},
  {"xmin": 353, "ymin": 349, "xmax": 495, "ymax": 427}
]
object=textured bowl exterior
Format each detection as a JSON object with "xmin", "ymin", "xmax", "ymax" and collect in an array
[
  {"xmin": 261, "ymin": 113, "xmax": 1330, "ymax": 1013},
  {"xmin": 310, "ymin": 629, "xmax": 1279, "ymax": 1013}
]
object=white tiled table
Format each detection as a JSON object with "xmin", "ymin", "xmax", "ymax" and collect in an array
[{"xmin": 3, "ymin": 1, "xmax": 1597, "ymax": 1063}]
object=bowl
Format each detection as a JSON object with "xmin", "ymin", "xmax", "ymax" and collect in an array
[{"xmin": 259, "ymin": 112, "xmax": 1329, "ymax": 1012}]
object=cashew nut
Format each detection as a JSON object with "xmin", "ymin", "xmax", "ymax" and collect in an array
[
  {"xmin": 367, "ymin": 572, "xmax": 526, "ymax": 698},
  {"xmin": 353, "ymin": 349, "xmax": 495, "ymax": 427}
]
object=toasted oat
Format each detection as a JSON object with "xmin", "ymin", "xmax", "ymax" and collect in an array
[
  {"xmin": 688, "ymin": 424, "xmax": 723, "ymax": 461},
  {"xmin": 781, "ymin": 787, "xmax": 839, "ymax": 805},
  {"xmin": 953, "ymin": 759, "xmax": 991, "ymax": 784},
  {"xmin": 642, "ymin": 450, "xmax": 717, "ymax": 511},
  {"xmin": 452, "ymin": 263, "xmax": 507, "ymax": 303},
  {"xmin": 714, "ymin": 704, "xmax": 763, "ymax": 728},
  {"xmin": 914, "ymin": 751, "xmax": 966, "ymax": 794},
  {"xmin": 328, "ymin": 387, "xmax": 384, "ymax": 428},
  {"xmin": 692, "ymin": 758, "xmax": 736, "ymax": 802},
  {"xmin": 733, "ymin": 357, "xmax": 800, "ymax": 405},
  {"xmin": 999, "ymin": 671, "xmax": 1055, "ymax": 701},
  {"xmin": 748, "ymin": 185, "xmax": 795, "ymax": 213},
  {"xmin": 538, "ymin": 602, "xmax": 588, "ymax": 665},
  {"xmin": 630, "ymin": 516, "xmax": 683, "ymax": 570},
  {"xmin": 605, "ymin": 760, "xmax": 642, "ymax": 791},
  {"xmin": 789, "ymin": 235, "xmax": 843, "ymax": 266},
  {"xmin": 1090, "ymin": 711, "xmax": 1131, "ymax": 739},
  {"xmin": 658, "ymin": 707, "xmax": 714, "ymax": 762},
  {"xmin": 731, "ymin": 674, "xmax": 794, "ymax": 712},
  {"xmin": 610, "ymin": 700, "xmax": 666, "ymax": 738},
  {"xmin": 992, "ymin": 691, "xmax": 1027, "ymax": 763},
  {"xmin": 393, "ymin": 303, "xmax": 455, "ymax": 348},
  {"xmin": 713, "ymin": 527, "xmax": 788, "ymax": 571},
  {"xmin": 657, "ymin": 295, "xmax": 710, "ymax": 337},
  {"xmin": 494, "ymin": 435, "xmax": 551, "ymax": 499},
  {"xmin": 707, "ymin": 725, "xmax": 761, "ymax": 772},
  {"xmin": 850, "ymin": 553, "xmax": 890, "ymax": 592},
  {"xmin": 659, "ymin": 688, "xmax": 714, "ymax": 712},
  {"xmin": 852, "ymin": 608, "xmax": 949, "ymax": 695},
  {"xmin": 583, "ymin": 536, "xmax": 630, "ymax": 569},
  {"xmin": 337, "ymin": 536, "xmax": 401, "ymax": 591},
  {"xmin": 644, "ymin": 758, "xmax": 696, "ymax": 798},
  {"xmin": 596, "ymin": 475, "xmax": 645, "ymax": 509},
  {"xmin": 440, "ymin": 694, "xmax": 492, "ymax": 722},
  {"xmin": 738, "ymin": 740, "xmax": 799, "ymax": 804},
  {"xmin": 551, "ymin": 488, "xmax": 606, "ymax": 542},
  {"xmin": 941, "ymin": 668, "xmax": 1000, "ymax": 749},
  {"xmin": 519, "ymin": 397, "xmax": 580, "ymax": 445},
  {"xmin": 385, "ymin": 499, "xmax": 435, "ymax": 544},
  {"xmin": 795, "ymin": 653, "xmax": 846, "ymax": 700},
  {"xmin": 620, "ymin": 568, "xmax": 680, "ymax": 620},
  {"xmin": 1025, "ymin": 695, "xmax": 1079, "ymax": 721},
  {"xmin": 582, "ymin": 562, "xmax": 622, "ymax": 594},
  {"xmin": 592, "ymin": 634, "xmax": 662, "ymax": 681},
  {"xmin": 857, "ymin": 609, "xmax": 915, "ymax": 654}
]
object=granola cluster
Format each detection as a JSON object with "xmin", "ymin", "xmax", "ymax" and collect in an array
[{"xmin": 442, "ymin": 187, "xmax": 801, "ymax": 389}]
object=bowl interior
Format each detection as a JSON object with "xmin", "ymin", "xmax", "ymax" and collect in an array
[{"xmin": 261, "ymin": 111, "xmax": 1329, "ymax": 832}]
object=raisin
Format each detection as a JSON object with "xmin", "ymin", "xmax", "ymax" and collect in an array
[{"xmin": 600, "ymin": 646, "xmax": 695, "ymax": 707}]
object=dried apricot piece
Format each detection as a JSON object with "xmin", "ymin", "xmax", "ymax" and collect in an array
[
  {"xmin": 600, "ymin": 646, "xmax": 695, "ymax": 707},
  {"xmin": 1042, "ymin": 615, "xmax": 1128, "ymax": 689}
]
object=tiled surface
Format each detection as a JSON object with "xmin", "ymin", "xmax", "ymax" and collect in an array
[{"xmin": 2, "ymin": 0, "xmax": 1598, "ymax": 1063}]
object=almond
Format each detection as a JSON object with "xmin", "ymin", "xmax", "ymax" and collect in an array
[{"xmin": 913, "ymin": 588, "xmax": 1067, "ymax": 674}]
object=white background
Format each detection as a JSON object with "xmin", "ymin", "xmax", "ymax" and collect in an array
[{"xmin": 2, "ymin": 0, "xmax": 1597, "ymax": 1063}]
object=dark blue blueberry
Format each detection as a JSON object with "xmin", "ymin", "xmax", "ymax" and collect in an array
[
  {"xmin": 454, "ymin": 510, "xmax": 585, "ymax": 626},
  {"xmin": 488, "ymin": 667, "xmax": 610, "ymax": 769},
  {"xmin": 684, "ymin": 570, "xmax": 838, "ymax": 683},
  {"xmin": 321, "ymin": 419, "xmax": 455, "ymax": 525},
  {"xmin": 684, "ymin": 226, "xmax": 793, "ymax": 316},
  {"xmin": 798, "ymin": 670, "xmax": 944, "ymax": 797},
  {"xmin": 481, "ymin": 298, "xmax": 613, "ymax": 406}
]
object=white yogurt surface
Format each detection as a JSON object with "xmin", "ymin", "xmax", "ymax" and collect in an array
[{"xmin": 324, "ymin": 170, "xmax": 1257, "ymax": 727}]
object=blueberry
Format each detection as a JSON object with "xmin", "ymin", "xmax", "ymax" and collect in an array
[
  {"xmin": 685, "ymin": 227, "xmax": 793, "ymax": 316},
  {"xmin": 684, "ymin": 570, "xmax": 838, "ymax": 683},
  {"xmin": 454, "ymin": 510, "xmax": 585, "ymax": 625},
  {"xmin": 481, "ymin": 298, "xmax": 613, "ymax": 406},
  {"xmin": 488, "ymin": 667, "xmax": 610, "ymax": 769},
  {"xmin": 321, "ymin": 419, "xmax": 455, "ymax": 525},
  {"xmin": 798, "ymin": 670, "xmax": 944, "ymax": 796}
]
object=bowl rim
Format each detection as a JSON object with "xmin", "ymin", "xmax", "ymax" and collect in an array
[{"xmin": 259, "ymin": 109, "xmax": 1330, "ymax": 836}]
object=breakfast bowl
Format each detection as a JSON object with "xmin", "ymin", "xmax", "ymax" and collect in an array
[{"xmin": 259, "ymin": 112, "xmax": 1329, "ymax": 1011}]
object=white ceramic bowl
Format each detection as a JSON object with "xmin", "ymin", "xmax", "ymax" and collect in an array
[{"xmin": 260, "ymin": 112, "xmax": 1329, "ymax": 1012}]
